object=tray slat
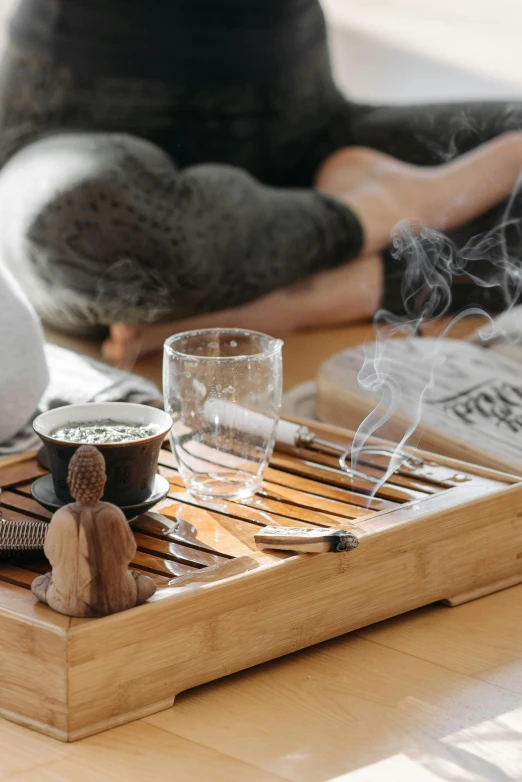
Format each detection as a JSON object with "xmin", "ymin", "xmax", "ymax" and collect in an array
[
  {"xmin": 0, "ymin": 461, "xmax": 46, "ymax": 488},
  {"xmin": 269, "ymin": 453, "xmax": 428, "ymax": 502},
  {"xmin": 133, "ymin": 531, "xmax": 228, "ymax": 568},
  {"xmin": 132, "ymin": 509, "xmax": 259, "ymax": 560},
  {"xmin": 0, "ymin": 562, "xmax": 40, "ymax": 588},
  {"xmin": 131, "ymin": 550, "xmax": 199, "ymax": 578},
  {"xmin": 5, "ymin": 481, "xmax": 33, "ymax": 496},
  {"xmin": 163, "ymin": 476, "xmax": 351, "ymax": 530},
  {"xmin": 0, "ymin": 490, "xmax": 52, "ymax": 520}
]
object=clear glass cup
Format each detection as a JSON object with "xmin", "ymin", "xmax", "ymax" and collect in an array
[{"xmin": 163, "ymin": 328, "xmax": 283, "ymax": 500}]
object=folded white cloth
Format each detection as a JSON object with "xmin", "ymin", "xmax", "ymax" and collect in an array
[
  {"xmin": 0, "ymin": 344, "xmax": 162, "ymax": 456},
  {"xmin": 0, "ymin": 263, "xmax": 49, "ymax": 443}
]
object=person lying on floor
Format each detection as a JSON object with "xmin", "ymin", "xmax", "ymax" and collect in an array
[
  {"xmin": 0, "ymin": 0, "xmax": 521, "ymax": 366},
  {"xmin": 0, "ymin": 264, "xmax": 48, "ymax": 444}
]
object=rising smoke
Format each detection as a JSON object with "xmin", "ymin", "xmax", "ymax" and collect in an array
[{"xmin": 351, "ymin": 167, "xmax": 522, "ymax": 495}]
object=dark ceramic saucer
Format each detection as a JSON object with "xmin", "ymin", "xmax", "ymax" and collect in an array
[{"xmin": 31, "ymin": 473, "xmax": 170, "ymax": 521}]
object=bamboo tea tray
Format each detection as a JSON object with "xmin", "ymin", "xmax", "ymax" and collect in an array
[{"xmin": 1, "ymin": 418, "xmax": 522, "ymax": 742}]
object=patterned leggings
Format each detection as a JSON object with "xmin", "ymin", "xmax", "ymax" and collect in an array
[{"xmin": 0, "ymin": 41, "xmax": 521, "ymax": 334}]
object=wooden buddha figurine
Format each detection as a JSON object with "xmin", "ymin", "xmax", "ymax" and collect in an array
[{"xmin": 32, "ymin": 445, "xmax": 156, "ymax": 617}]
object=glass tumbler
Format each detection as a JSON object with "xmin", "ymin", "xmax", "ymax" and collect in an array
[{"xmin": 163, "ymin": 329, "xmax": 283, "ymax": 500}]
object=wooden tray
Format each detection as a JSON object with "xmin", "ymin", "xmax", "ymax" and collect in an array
[{"xmin": 1, "ymin": 419, "xmax": 522, "ymax": 742}]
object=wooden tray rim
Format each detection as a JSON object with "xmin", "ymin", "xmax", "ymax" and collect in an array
[
  {"xmin": 67, "ymin": 480, "xmax": 520, "ymax": 641},
  {"xmin": 1, "ymin": 415, "xmax": 519, "ymax": 639}
]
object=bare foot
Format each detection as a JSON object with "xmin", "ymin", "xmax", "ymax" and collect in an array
[
  {"xmin": 316, "ymin": 134, "xmax": 522, "ymax": 254},
  {"xmin": 102, "ymin": 253, "xmax": 382, "ymax": 366},
  {"xmin": 102, "ymin": 309, "xmax": 251, "ymax": 368},
  {"xmin": 102, "ymin": 303, "xmax": 297, "ymax": 368},
  {"xmin": 316, "ymin": 146, "xmax": 422, "ymax": 197},
  {"xmin": 102, "ymin": 324, "xmax": 142, "ymax": 368}
]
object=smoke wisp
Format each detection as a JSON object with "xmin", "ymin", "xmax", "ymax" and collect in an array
[{"xmin": 351, "ymin": 169, "xmax": 522, "ymax": 496}]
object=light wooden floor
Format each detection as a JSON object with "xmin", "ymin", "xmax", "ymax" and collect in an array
[
  {"xmin": 3, "ymin": 318, "xmax": 521, "ymax": 781},
  {"xmin": 44, "ymin": 314, "xmax": 482, "ymax": 392}
]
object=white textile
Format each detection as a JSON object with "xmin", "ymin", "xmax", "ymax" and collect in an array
[{"xmin": 0, "ymin": 263, "xmax": 49, "ymax": 443}]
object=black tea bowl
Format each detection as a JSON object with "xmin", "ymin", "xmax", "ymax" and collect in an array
[{"xmin": 32, "ymin": 402, "xmax": 172, "ymax": 507}]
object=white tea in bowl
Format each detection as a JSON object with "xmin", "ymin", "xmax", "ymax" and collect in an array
[{"xmin": 51, "ymin": 420, "xmax": 161, "ymax": 445}]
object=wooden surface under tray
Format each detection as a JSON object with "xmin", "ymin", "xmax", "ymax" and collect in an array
[{"xmin": 1, "ymin": 419, "xmax": 522, "ymax": 742}]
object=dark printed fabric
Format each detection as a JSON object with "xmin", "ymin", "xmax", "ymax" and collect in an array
[
  {"xmin": 2, "ymin": 1, "xmax": 343, "ymax": 185},
  {"xmin": 0, "ymin": 30, "xmax": 365, "ymax": 331},
  {"xmin": 9, "ymin": 0, "xmax": 329, "ymax": 85}
]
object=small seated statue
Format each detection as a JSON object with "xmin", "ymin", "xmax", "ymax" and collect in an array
[{"xmin": 32, "ymin": 445, "xmax": 156, "ymax": 617}]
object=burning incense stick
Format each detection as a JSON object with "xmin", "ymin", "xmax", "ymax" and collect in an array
[{"xmin": 255, "ymin": 526, "xmax": 359, "ymax": 554}]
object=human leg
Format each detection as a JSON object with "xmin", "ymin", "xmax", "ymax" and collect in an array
[
  {"xmin": 4, "ymin": 121, "xmax": 521, "ymax": 360},
  {"xmin": 0, "ymin": 131, "xmax": 363, "ymax": 334},
  {"xmin": 345, "ymin": 100, "xmax": 522, "ymax": 165},
  {"xmin": 103, "ymin": 132, "xmax": 522, "ymax": 364},
  {"xmin": 316, "ymin": 133, "xmax": 522, "ymax": 254},
  {"xmin": 102, "ymin": 253, "xmax": 384, "ymax": 365},
  {"xmin": 318, "ymin": 99, "xmax": 522, "ymax": 315},
  {"xmin": 6, "ymin": 123, "xmax": 504, "ymax": 349}
]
